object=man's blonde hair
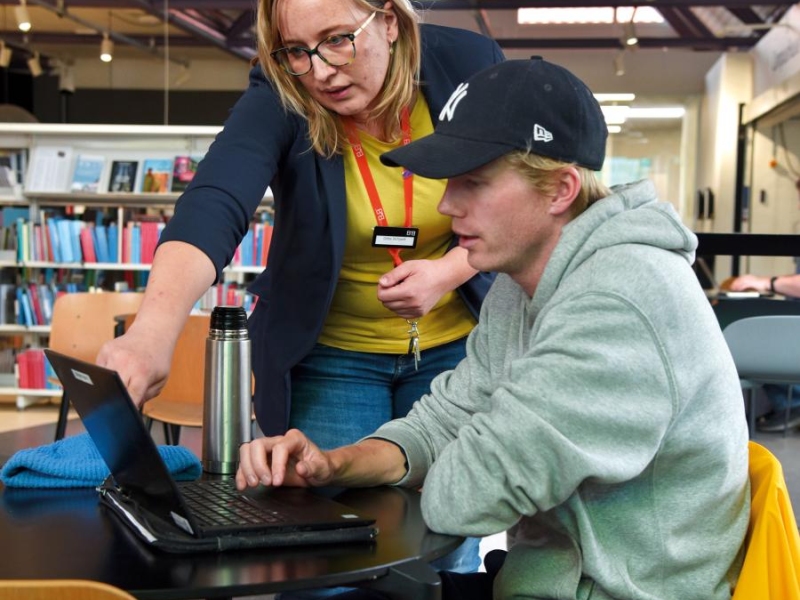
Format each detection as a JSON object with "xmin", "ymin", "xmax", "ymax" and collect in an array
[
  {"xmin": 504, "ymin": 152, "xmax": 610, "ymax": 217},
  {"xmin": 256, "ymin": 0, "xmax": 421, "ymax": 157}
]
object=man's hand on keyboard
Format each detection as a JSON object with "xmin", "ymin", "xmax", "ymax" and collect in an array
[{"xmin": 236, "ymin": 429, "xmax": 335, "ymax": 490}]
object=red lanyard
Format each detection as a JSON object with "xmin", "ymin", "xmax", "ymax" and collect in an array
[{"xmin": 344, "ymin": 107, "xmax": 413, "ymax": 267}]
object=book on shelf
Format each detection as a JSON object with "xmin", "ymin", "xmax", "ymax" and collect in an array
[
  {"xmin": 15, "ymin": 348, "xmax": 58, "ymax": 391},
  {"xmin": 15, "ymin": 286, "xmax": 34, "ymax": 326},
  {"xmin": 46, "ymin": 219, "xmax": 62, "ymax": 262},
  {"xmin": 70, "ymin": 154, "xmax": 106, "ymax": 193},
  {"xmin": 24, "ymin": 146, "xmax": 74, "ymax": 193},
  {"xmin": 15, "ymin": 350, "xmax": 30, "ymax": 389},
  {"xmin": 27, "ymin": 283, "xmax": 44, "ymax": 326},
  {"xmin": 139, "ymin": 158, "xmax": 173, "ymax": 193},
  {"xmin": 0, "ymin": 283, "xmax": 15, "ymax": 324},
  {"xmin": 108, "ymin": 160, "xmax": 138, "ymax": 193},
  {"xmin": 14, "ymin": 218, "xmax": 28, "ymax": 262},
  {"xmin": 139, "ymin": 221, "xmax": 164, "ymax": 264},
  {"xmin": 70, "ymin": 220, "xmax": 84, "ymax": 262},
  {"xmin": 79, "ymin": 225, "xmax": 97, "ymax": 262},
  {"xmin": 107, "ymin": 223, "xmax": 119, "ymax": 263},
  {"xmin": 55, "ymin": 219, "xmax": 75, "ymax": 262},
  {"xmin": 93, "ymin": 224, "xmax": 110, "ymax": 263},
  {"xmin": 38, "ymin": 210, "xmax": 54, "ymax": 262},
  {"xmin": 171, "ymin": 155, "xmax": 201, "ymax": 193}
]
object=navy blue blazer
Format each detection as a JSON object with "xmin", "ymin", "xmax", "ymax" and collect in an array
[{"xmin": 160, "ymin": 24, "xmax": 505, "ymax": 435}]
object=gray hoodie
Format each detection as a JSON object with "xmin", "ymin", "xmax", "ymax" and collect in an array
[{"xmin": 372, "ymin": 180, "xmax": 749, "ymax": 600}]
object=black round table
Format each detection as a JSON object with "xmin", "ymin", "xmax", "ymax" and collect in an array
[{"xmin": 0, "ymin": 484, "xmax": 461, "ymax": 600}]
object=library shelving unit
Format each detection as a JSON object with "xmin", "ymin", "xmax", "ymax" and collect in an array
[{"xmin": 0, "ymin": 123, "xmax": 273, "ymax": 407}]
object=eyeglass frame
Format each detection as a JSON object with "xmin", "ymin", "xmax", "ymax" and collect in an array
[{"xmin": 270, "ymin": 11, "xmax": 378, "ymax": 76}]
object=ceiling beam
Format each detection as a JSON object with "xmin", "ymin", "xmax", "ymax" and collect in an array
[
  {"xmin": 131, "ymin": 1, "xmax": 255, "ymax": 61},
  {"xmin": 3, "ymin": 30, "xmax": 761, "ymax": 52},
  {"xmin": 0, "ymin": 0, "xmax": 795, "ymax": 7},
  {"xmin": 658, "ymin": 6, "xmax": 715, "ymax": 38},
  {"xmin": 496, "ymin": 35, "xmax": 759, "ymax": 50},
  {"xmin": 414, "ymin": 0, "xmax": 796, "ymax": 8},
  {"xmin": 726, "ymin": 7, "xmax": 765, "ymax": 25},
  {"xmin": 227, "ymin": 10, "xmax": 256, "ymax": 41}
]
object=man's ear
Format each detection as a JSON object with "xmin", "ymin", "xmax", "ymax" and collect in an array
[{"xmin": 549, "ymin": 167, "xmax": 581, "ymax": 216}]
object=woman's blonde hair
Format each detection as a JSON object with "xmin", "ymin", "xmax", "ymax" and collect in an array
[
  {"xmin": 256, "ymin": 0, "xmax": 421, "ymax": 157},
  {"xmin": 504, "ymin": 152, "xmax": 610, "ymax": 217}
]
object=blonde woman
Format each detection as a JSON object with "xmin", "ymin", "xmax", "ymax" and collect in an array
[{"xmin": 99, "ymin": 0, "xmax": 504, "ymax": 581}]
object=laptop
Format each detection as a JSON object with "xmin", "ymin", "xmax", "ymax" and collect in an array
[{"xmin": 44, "ymin": 349, "xmax": 378, "ymax": 553}]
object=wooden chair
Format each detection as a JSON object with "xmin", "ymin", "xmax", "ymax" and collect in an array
[
  {"xmin": 0, "ymin": 580, "xmax": 136, "ymax": 599},
  {"xmin": 49, "ymin": 291, "xmax": 145, "ymax": 441},
  {"xmin": 123, "ymin": 312, "xmax": 210, "ymax": 445}
]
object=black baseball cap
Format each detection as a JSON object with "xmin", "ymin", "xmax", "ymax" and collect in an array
[{"xmin": 381, "ymin": 57, "xmax": 608, "ymax": 178}]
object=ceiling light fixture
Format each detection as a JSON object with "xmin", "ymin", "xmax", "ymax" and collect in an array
[
  {"xmin": 100, "ymin": 33, "xmax": 114, "ymax": 62},
  {"xmin": 594, "ymin": 93, "xmax": 636, "ymax": 102},
  {"xmin": 0, "ymin": 42, "xmax": 11, "ymax": 68},
  {"xmin": 15, "ymin": 0, "xmax": 30, "ymax": 33},
  {"xmin": 623, "ymin": 20, "xmax": 638, "ymax": 47},
  {"xmin": 517, "ymin": 6, "xmax": 664, "ymax": 25},
  {"xmin": 613, "ymin": 51, "xmax": 625, "ymax": 77},
  {"xmin": 627, "ymin": 107, "xmax": 686, "ymax": 119},
  {"xmin": 600, "ymin": 105, "xmax": 685, "ymax": 126},
  {"xmin": 607, "ymin": 125, "xmax": 622, "ymax": 134},
  {"xmin": 602, "ymin": 105, "xmax": 630, "ymax": 125},
  {"xmin": 27, "ymin": 51, "xmax": 42, "ymax": 77}
]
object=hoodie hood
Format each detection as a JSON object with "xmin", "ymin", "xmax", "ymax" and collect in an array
[{"xmin": 531, "ymin": 179, "xmax": 697, "ymax": 314}]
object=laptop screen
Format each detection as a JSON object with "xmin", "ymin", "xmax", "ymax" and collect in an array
[{"xmin": 44, "ymin": 349, "xmax": 200, "ymax": 533}]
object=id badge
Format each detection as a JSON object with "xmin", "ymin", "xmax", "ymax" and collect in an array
[{"xmin": 372, "ymin": 226, "xmax": 419, "ymax": 249}]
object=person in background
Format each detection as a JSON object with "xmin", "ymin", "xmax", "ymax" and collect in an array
[
  {"xmin": 729, "ymin": 272, "xmax": 800, "ymax": 431},
  {"xmin": 237, "ymin": 58, "xmax": 750, "ymax": 600},
  {"xmin": 97, "ymin": 0, "xmax": 504, "ymax": 581}
]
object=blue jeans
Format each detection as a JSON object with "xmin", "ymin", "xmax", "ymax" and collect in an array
[
  {"xmin": 289, "ymin": 340, "xmax": 469, "ymax": 450},
  {"xmin": 280, "ymin": 341, "xmax": 481, "ymax": 600}
]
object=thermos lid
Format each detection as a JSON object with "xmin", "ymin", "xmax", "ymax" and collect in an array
[{"xmin": 210, "ymin": 305, "xmax": 248, "ymax": 331}]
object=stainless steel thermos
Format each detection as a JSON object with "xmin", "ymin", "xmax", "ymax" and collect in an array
[{"xmin": 202, "ymin": 305, "xmax": 252, "ymax": 475}]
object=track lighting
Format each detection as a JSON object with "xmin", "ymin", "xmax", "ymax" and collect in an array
[
  {"xmin": 100, "ymin": 33, "xmax": 113, "ymax": 62},
  {"xmin": 27, "ymin": 51, "xmax": 42, "ymax": 77},
  {"xmin": 15, "ymin": 0, "xmax": 31, "ymax": 33},
  {"xmin": 622, "ymin": 21, "xmax": 638, "ymax": 47},
  {"xmin": 0, "ymin": 42, "xmax": 11, "ymax": 68},
  {"xmin": 613, "ymin": 51, "xmax": 625, "ymax": 77}
]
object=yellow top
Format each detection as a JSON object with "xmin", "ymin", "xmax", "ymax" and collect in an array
[{"xmin": 318, "ymin": 96, "xmax": 476, "ymax": 353}]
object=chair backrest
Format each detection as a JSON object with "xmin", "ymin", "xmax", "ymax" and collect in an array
[
  {"xmin": 722, "ymin": 315, "xmax": 800, "ymax": 384},
  {"xmin": 124, "ymin": 312, "xmax": 210, "ymax": 404},
  {"xmin": 48, "ymin": 292, "xmax": 145, "ymax": 362},
  {"xmin": 0, "ymin": 579, "xmax": 136, "ymax": 599},
  {"xmin": 732, "ymin": 441, "xmax": 800, "ymax": 600}
]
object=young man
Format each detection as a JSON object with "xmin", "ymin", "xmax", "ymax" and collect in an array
[{"xmin": 238, "ymin": 58, "xmax": 750, "ymax": 600}]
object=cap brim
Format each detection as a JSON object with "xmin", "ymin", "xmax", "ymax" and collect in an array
[{"xmin": 380, "ymin": 133, "xmax": 516, "ymax": 179}]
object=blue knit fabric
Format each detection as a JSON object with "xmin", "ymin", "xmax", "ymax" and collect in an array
[{"xmin": 0, "ymin": 432, "xmax": 202, "ymax": 488}]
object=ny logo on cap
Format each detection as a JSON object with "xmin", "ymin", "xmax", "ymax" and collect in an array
[
  {"xmin": 439, "ymin": 82, "xmax": 469, "ymax": 122},
  {"xmin": 533, "ymin": 124, "xmax": 553, "ymax": 143}
]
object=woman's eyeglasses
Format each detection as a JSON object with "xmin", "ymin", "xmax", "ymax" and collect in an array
[{"xmin": 271, "ymin": 11, "xmax": 377, "ymax": 76}]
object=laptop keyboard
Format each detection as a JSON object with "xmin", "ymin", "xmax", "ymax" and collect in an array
[{"xmin": 179, "ymin": 479, "xmax": 289, "ymax": 527}]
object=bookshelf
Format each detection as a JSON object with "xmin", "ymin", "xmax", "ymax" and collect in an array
[{"xmin": 0, "ymin": 123, "xmax": 274, "ymax": 406}]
